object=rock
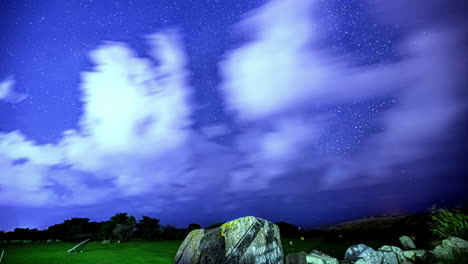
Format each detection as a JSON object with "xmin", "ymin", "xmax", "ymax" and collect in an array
[
  {"xmin": 344, "ymin": 244, "xmax": 403, "ymax": 264},
  {"xmin": 344, "ymin": 244, "xmax": 377, "ymax": 262},
  {"xmin": 378, "ymin": 245, "xmax": 408, "ymax": 263},
  {"xmin": 403, "ymin": 250, "xmax": 430, "ymax": 262},
  {"xmin": 441, "ymin": 236, "xmax": 468, "ymax": 251},
  {"xmin": 173, "ymin": 229, "xmax": 205, "ymax": 263},
  {"xmin": 432, "ymin": 236, "xmax": 468, "ymax": 260},
  {"xmin": 399, "ymin": 236, "xmax": 416, "ymax": 250},
  {"xmin": 306, "ymin": 249, "xmax": 339, "ymax": 264},
  {"xmin": 433, "ymin": 245, "xmax": 451, "ymax": 259},
  {"xmin": 285, "ymin": 251, "xmax": 307, "ymax": 264},
  {"xmin": 174, "ymin": 216, "xmax": 284, "ymax": 264},
  {"xmin": 378, "ymin": 251, "xmax": 399, "ymax": 264}
]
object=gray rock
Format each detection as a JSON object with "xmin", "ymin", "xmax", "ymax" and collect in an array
[
  {"xmin": 403, "ymin": 250, "xmax": 430, "ymax": 262},
  {"xmin": 441, "ymin": 236, "xmax": 468, "ymax": 251},
  {"xmin": 378, "ymin": 245, "xmax": 408, "ymax": 263},
  {"xmin": 174, "ymin": 216, "xmax": 284, "ymax": 264},
  {"xmin": 344, "ymin": 244, "xmax": 402, "ymax": 264},
  {"xmin": 306, "ymin": 249, "xmax": 339, "ymax": 264},
  {"xmin": 285, "ymin": 251, "xmax": 307, "ymax": 264},
  {"xmin": 399, "ymin": 236, "xmax": 416, "ymax": 250},
  {"xmin": 379, "ymin": 251, "xmax": 399, "ymax": 264},
  {"xmin": 344, "ymin": 244, "xmax": 376, "ymax": 262},
  {"xmin": 432, "ymin": 236, "xmax": 468, "ymax": 260},
  {"xmin": 433, "ymin": 245, "xmax": 451, "ymax": 259}
]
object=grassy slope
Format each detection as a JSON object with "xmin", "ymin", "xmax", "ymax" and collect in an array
[{"xmin": 0, "ymin": 241, "xmax": 181, "ymax": 264}]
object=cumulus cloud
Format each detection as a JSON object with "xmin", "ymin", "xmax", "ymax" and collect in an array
[
  {"xmin": 0, "ymin": 30, "xmax": 200, "ymax": 206},
  {"xmin": 0, "ymin": 76, "xmax": 28, "ymax": 103}
]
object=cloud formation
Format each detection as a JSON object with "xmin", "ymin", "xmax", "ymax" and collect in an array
[
  {"xmin": 0, "ymin": 76, "xmax": 28, "ymax": 103},
  {"xmin": 219, "ymin": 0, "xmax": 468, "ymax": 191},
  {"xmin": 0, "ymin": 30, "xmax": 199, "ymax": 206},
  {"xmin": 0, "ymin": 0, "xmax": 467, "ymax": 228}
]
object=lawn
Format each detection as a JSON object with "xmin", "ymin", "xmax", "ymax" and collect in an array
[
  {"xmin": 0, "ymin": 241, "xmax": 182, "ymax": 264},
  {"xmin": 0, "ymin": 237, "xmax": 394, "ymax": 263}
]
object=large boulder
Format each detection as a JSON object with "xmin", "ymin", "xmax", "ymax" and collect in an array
[
  {"xmin": 441, "ymin": 236, "xmax": 468, "ymax": 251},
  {"xmin": 285, "ymin": 251, "xmax": 307, "ymax": 264},
  {"xmin": 174, "ymin": 216, "xmax": 284, "ymax": 264},
  {"xmin": 399, "ymin": 236, "xmax": 416, "ymax": 250},
  {"xmin": 306, "ymin": 249, "xmax": 339, "ymax": 264},
  {"xmin": 432, "ymin": 236, "xmax": 468, "ymax": 260}
]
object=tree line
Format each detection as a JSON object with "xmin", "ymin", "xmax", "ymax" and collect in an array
[
  {"xmin": 0, "ymin": 213, "xmax": 303, "ymax": 243},
  {"xmin": 0, "ymin": 213, "xmax": 204, "ymax": 242}
]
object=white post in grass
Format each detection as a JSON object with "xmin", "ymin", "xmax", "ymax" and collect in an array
[{"xmin": 0, "ymin": 250, "xmax": 4, "ymax": 263}]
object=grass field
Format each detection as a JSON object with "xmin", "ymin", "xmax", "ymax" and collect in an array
[
  {"xmin": 0, "ymin": 237, "xmax": 394, "ymax": 264},
  {"xmin": 0, "ymin": 241, "xmax": 182, "ymax": 264}
]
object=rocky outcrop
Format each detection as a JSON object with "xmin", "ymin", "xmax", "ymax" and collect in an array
[
  {"xmin": 173, "ymin": 216, "xmax": 284, "ymax": 264},
  {"xmin": 344, "ymin": 244, "xmax": 413, "ymax": 264}
]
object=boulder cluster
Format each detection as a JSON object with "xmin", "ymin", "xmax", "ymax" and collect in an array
[{"xmin": 173, "ymin": 216, "xmax": 468, "ymax": 264}]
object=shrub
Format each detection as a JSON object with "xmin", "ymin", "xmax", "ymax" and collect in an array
[{"xmin": 429, "ymin": 207, "xmax": 468, "ymax": 240}]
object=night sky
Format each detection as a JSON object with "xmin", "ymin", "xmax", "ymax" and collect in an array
[{"xmin": 0, "ymin": 0, "xmax": 467, "ymax": 231}]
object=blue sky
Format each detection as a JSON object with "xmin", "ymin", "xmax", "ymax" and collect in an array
[{"xmin": 0, "ymin": 0, "xmax": 467, "ymax": 231}]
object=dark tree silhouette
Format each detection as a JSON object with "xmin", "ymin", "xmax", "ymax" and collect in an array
[
  {"xmin": 206, "ymin": 222, "xmax": 224, "ymax": 229},
  {"xmin": 275, "ymin": 221, "xmax": 300, "ymax": 238},
  {"xmin": 135, "ymin": 216, "xmax": 161, "ymax": 240},
  {"xmin": 110, "ymin": 213, "xmax": 136, "ymax": 243},
  {"xmin": 187, "ymin": 223, "xmax": 201, "ymax": 232}
]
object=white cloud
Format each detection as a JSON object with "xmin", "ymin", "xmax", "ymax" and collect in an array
[
  {"xmin": 0, "ymin": 30, "xmax": 198, "ymax": 206},
  {"xmin": 0, "ymin": 76, "xmax": 28, "ymax": 103},
  {"xmin": 219, "ymin": 0, "xmax": 467, "ymax": 192},
  {"xmin": 219, "ymin": 0, "xmax": 400, "ymax": 121}
]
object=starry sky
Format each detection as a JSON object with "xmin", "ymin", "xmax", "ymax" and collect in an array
[{"xmin": 0, "ymin": 0, "xmax": 467, "ymax": 231}]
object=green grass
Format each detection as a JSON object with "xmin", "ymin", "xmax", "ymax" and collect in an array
[
  {"xmin": 430, "ymin": 208, "xmax": 468, "ymax": 240},
  {"xmin": 0, "ymin": 236, "xmax": 404, "ymax": 263},
  {"xmin": 0, "ymin": 241, "xmax": 182, "ymax": 264}
]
